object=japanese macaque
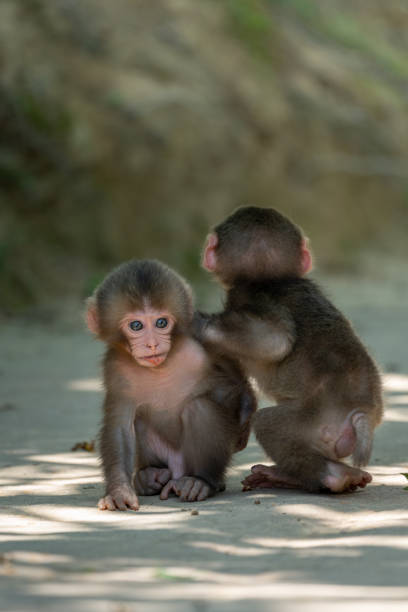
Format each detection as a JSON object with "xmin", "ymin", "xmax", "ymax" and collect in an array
[
  {"xmin": 196, "ymin": 206, "xmax": 383, "ymax": 493},
  {"xmin": 86, "ymin": 259, "xmax": 256, "ymax": 510}
]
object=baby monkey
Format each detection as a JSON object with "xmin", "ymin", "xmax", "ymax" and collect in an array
[
  {"xmin": 86, "ymin": 259, "xmax": 255, "ymax": 510},
  {"xmin": 197, "ymin": 206, "xmax": 383, "ymax": 493}
]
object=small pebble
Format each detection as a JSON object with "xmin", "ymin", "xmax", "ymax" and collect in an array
[
  {"xmin": 191, "ymin": 510, "xmax": 199, "ymax": 516},
  {"xmin": 254, "ymin": 499, "xmax": 261, "ymax": 505}
]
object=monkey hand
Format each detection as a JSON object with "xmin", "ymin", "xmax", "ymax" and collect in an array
[
  {"xmin": 234, "ymin": 422, "xmax": 251, "ymax": 453},
  {"xmin": 98, "ymin": 484, "xmax": 140, "ymax": 511},
  {"xmin": 134, "ymin": 467, "xmax": 172, "ymax": 495},
  {"xmin": 191, "ymin": 311, "xmax": 213, "ymax": 341},
  {"xmin": 159, "ymin": 476, "xmax": 212, "ymax": 502}
]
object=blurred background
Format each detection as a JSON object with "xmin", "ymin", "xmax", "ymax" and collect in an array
[{"xmin": 1, "ymin": 0, "xmax": 407, "ymax": 317}]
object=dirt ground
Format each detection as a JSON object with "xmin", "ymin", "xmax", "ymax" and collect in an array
[{"xmin": 1, "ymin": 272, "xmax": 408, "ymax": 612}]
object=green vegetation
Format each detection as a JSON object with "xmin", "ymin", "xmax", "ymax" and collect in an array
[
  {"xmin": 226, "ymin": 0, "xmax": 274, "ymax": 60},
  {"xmin": 0, "ymin": 0, "xmax": 407, "ymax": 313}
]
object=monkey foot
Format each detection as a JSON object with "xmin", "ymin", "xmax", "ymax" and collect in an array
[
  {"xmin": 242, "ymin": 464, "xmax": 302, "ymax": 491},
  {"xmin": 322, "ymin": 461, "xmax": 372, "ymax": 493},
  {"xmin": 98, "ymin": 485, "xmax": 139, "ymax": 511},
  {"xmin": 160, "ymin": 476, "xmax": 212, "ymax": 502},
  {"xmin": 134, "ymin": 467, "xmax": 171, "ymax": 495}
]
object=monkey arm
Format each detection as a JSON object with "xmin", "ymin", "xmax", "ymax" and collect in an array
[
  {"xmin": 181, "ymin": 396, "xmax": 233, "ymax": 493},
  {"xmin": 98, "ymin": 395, "xmax": 139, "ymax": 511},
  {"xmin": 191, "ymin": 311, "xmax": 212, "ymax": 340},
  {"xmin": 234, "ymin": 384, "xmax": 257, "ymax": 452},
  {"xmin": 197, "ymin": 310, "xmax": 296, "ymax": 363}
]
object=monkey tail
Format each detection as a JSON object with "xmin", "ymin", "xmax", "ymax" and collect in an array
[{"xmin": 352, "ymin": 412, "xmax": 373, "ymax": 467}]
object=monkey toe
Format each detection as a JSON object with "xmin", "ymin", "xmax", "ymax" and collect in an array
[
  {"xmin": 323, "ymin": 461, "xmax": 372, "ymax": 493},
  {"xmin": 187, "ymin": 479, "xmax": 209, "ymax": 502},
  {"xmin": 174, "ymin": 477, "xmax": 192, "ymax": 500},
  {"xmin": 241, "ymin": 473, "xmax": 278, "ymax": 490},
  {"xmin": 178, "ymin": 477, "xmax": 208, "ymax": 502},
  {"xmin": 156, "ymin": 468, "xmax": 172, "ymax": 486},
  {"xmin": 242, "ymin": 476, "xmax": 273, "ymax": 491},
  {"xmin": 135, "ymin": 467, "xmax": 172, "ymax": 495},
  {"xmin": 243, "ymin": 465, "xmax": 302, "ymax": 490},
  {"xmin": 159, "ymin": 479, "xmax": 177, "ymax": 500},
  {"xmin": 160, "ymin": 477, "xmax": 211, "ymax": 502}
]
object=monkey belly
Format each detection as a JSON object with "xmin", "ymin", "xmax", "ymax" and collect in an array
[{"xmin": 145, "ymin": 427, "xmax": 185, "ymax": 479}]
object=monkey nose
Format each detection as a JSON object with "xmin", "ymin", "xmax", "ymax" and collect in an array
[{"xmin": 146, "ymin": 341, "xmax": 159, "ymax": 350}]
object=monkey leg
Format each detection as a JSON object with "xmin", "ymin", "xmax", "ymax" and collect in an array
[
  {"xmin": 159, "ymin": 476, "xmax": 215, "ymax": 502},
  {"xmin": 252, "ymin": 405, "xmax": 373, "ymax": 493},
  {"xmin": 98, "ymin": 484, "xmax": 139, "ymax": 511},
  {"xmin": 134, "ymin": 467, "xmax": 172, "ymax": 496}
]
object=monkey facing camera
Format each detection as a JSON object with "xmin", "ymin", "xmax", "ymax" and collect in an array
[
  {"xmin": 198, "ymin": 206, "xmax": 383, "ymax": 494},
  {"xmin": 86, "ymin": 259, "xmax": 256, "ymax": 510}
]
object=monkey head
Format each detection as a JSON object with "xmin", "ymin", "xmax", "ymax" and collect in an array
[
  {"xmin": 86, "ymin": 259, "xmax": 194, "ymax": 368},
  {"xmin": 202, "ymin": 206, "xmax": 312, "ymax": 287}
]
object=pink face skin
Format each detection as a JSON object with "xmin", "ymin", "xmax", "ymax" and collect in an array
[{"xmin": 120, "ymin": 309, "xmax": 176, "ymax": 368}]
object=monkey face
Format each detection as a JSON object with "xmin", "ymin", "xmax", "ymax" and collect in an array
[{"xmin": 120, "ymin": 309, "xmax": 176, "ymax": 368}]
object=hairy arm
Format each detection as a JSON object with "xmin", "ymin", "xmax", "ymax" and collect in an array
[
  {"xmin": 98, "ymin": 386, "xmax": 139, "ymax": 511},
  {"xmin": 194, "ymin": 309, "xmax": 295, "ymax": 363}
]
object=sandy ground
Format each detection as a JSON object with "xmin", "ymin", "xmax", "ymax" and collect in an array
[{"xmin": 0, "ymin": 273, "xmax": 408, "ymax": 612}]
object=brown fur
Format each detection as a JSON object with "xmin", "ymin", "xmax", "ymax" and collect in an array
[
  {"xmin": 87, "ymin": 259, "xmax": 256, "ymax": 509},
  {"xmin": 198, "ymin": 207, "xmax": 383, "ymax": 493}
]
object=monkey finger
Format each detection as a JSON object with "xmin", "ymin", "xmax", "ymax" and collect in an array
[
  {"xmin": 114, "ymin": 497, "xmax": 128, "ymax": 511},
  {"xmin": 124, "ymin": 494, "xmax": 140, "ymax": 511},
  {"xmin": 107, "ymin": 487, "xmax": 140, "ymax": 511},
  {"xmin": 196, "ymin": 483, "xmax": 211, "ymax": 502},
  {"xmin": 98, "ymin": 495, "xmax": 116, "ymax": 511}
]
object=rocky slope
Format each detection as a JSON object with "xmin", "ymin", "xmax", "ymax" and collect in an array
[{"xmin": 0, "ymin": 0, "xmax": 407, "ymax": 310}]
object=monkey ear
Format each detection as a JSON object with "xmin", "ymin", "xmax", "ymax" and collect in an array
[
  {"xmin": 202, "ymin": 233, "xmax": 218, "ymax": 271},
  {"xmin": 86, "ymin": 298, "xmax": 100, "ymax": 335},
  {"xmin": 300, "ymin": 238, "xmax": 313, "ymax": 275}
]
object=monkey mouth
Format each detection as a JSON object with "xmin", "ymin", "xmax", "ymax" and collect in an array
[{"xmin": 140, "ymin": 353, "xmax": 167, "ymax": 366}]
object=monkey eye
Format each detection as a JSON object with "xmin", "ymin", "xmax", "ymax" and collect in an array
[
  {"xmin": 129, "ymin": 320, "xmax": 143, "ymax": 331},
  {"xmin": 155, "ymin": 318, "xmax": 168, "ymax": 329}
]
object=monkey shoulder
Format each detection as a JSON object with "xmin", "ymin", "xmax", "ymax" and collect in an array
[
  {"xmin": 226, "ymin": 281, "xmax": 293, "ymax": 319},
  {"xmin": 237, "ymin": 278, "xmax": 343, "ymax": 328}
]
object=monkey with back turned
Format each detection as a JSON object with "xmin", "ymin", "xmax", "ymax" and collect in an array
[
  {"xmin": 195, "ymin": 206, "xmax": 383, "ymax": 493},
  {"xmin": 86, "ymin": 259, "xmax": 255, "ymax": 510}
]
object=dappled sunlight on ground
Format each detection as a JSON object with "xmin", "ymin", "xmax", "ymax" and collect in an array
[
  {"xmin": 0, "ymin": 313, "xmax": 408, "ymax": 610},
  {"xmin": 66, "ymin": 378, "xmax": 102, "ymax": 392},
  {"xmin": 383, "ymin": 374, "xmax": 408, "ymax": 392}
]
